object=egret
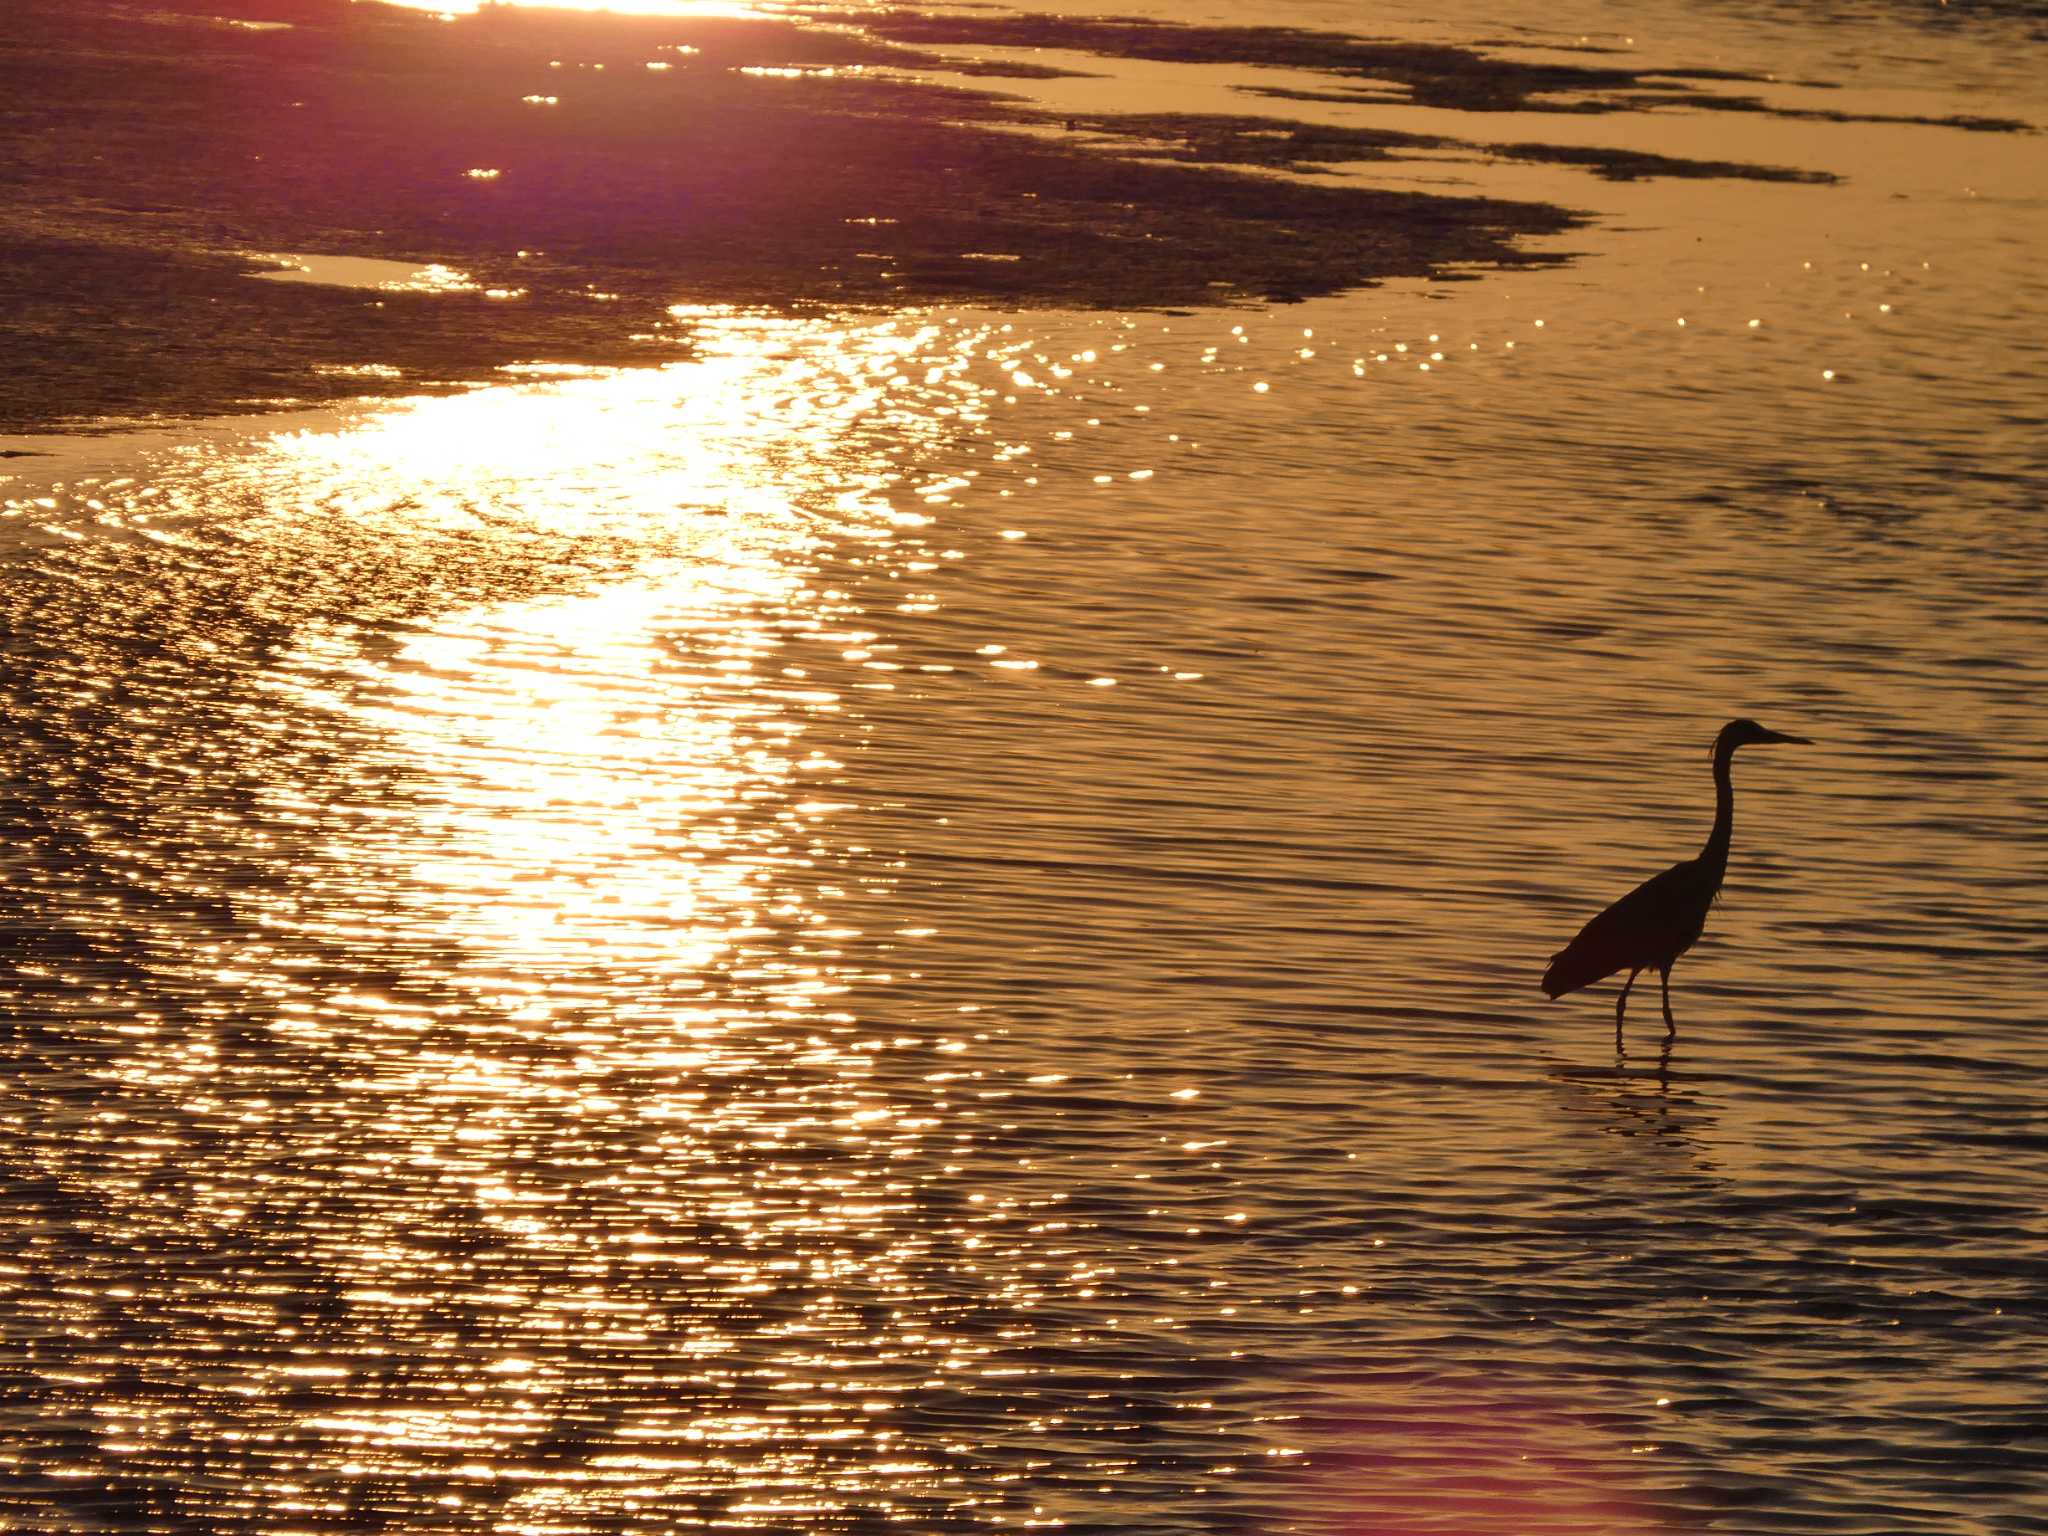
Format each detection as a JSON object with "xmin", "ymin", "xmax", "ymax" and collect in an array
[{"xmin": 1541, "ymin": 718, "xmax": 1808, "ymax": 1050}]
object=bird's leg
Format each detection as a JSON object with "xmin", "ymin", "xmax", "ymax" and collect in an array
[
  {"xmin": 1614, "ymin": 969, "xmax": 1639, "ymax": 1055},
  {"xmin": 1659, "ymin": 965, "xmax": 1676, "ymax": 1037}
]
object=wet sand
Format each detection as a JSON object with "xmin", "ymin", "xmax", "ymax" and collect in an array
[{"xmin": 9, "ymin": 0, "xmax": 2019, "ymax": 433}]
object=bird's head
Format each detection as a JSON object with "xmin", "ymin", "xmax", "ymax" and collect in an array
[{"xmin": 1717, "ymin": 717, "xmax": 1810, "ymax": 755}]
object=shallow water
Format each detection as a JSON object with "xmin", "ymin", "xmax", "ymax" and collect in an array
[{"xmin": 2, "ymin": 0, "xmax": 2045, "ymax": 1531}]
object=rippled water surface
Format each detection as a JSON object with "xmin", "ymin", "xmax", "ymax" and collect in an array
[{"xmin": 3, "ymin": 0, "xmax": 2046, "ymax": 1530}]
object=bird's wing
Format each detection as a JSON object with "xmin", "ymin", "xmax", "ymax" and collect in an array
[
  {"xmin": 1542, "ymin": 859, "xmax": 1701, "ymax": 998},
  {"xmin": 1597, "ymin": 860, "xmax": 1702, "ymax": 930}
]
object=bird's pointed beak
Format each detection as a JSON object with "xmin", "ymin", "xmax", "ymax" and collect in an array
[{"xmin": 1759, "ymin": 729, "xmax": 1810, "ymax": 745}]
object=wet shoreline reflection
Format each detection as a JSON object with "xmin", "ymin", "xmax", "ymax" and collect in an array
[
  {"xmin": 3, "ymin": 0, "xmax": 2047, "ymax": 1507},
  {"xmin": 0, "ymin": 311, "xmax": 1096, "ymax": 1524}
]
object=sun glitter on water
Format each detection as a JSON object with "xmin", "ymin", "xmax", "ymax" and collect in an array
[
  {"xmin": 369, "ymin": 0, "xmax": 772, "ymax": 18},
  {"xmin": 0, "ymin": 306, "xmax": 1043, "ymax": 1523}
]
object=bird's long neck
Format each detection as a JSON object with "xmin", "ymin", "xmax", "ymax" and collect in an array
[{"xmin": 1700, "ymin": 741, "xmax": 1736, "ymax": 877}]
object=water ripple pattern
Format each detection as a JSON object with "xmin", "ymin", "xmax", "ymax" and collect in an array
[{"xmin": 2, "ymin": 0, "xmax": 2047, "ymax": 1532}]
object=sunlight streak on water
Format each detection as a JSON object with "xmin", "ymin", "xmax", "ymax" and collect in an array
[
  {"xmin": 2, "ymin": 0, "xmax": 2046, "ymax": 1526},
  {"xmin": 0, "ymin": 310, "xmax": 1091, "ymax": 1525}
]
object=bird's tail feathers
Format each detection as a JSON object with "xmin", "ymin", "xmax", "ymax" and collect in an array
[{"xmin": 1541, "ymin": 942, "xmax": 1612, "ymax": 1000}]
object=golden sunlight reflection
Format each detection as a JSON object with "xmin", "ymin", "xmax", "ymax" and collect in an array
[
  {"xmin": 0, "ymin": 307, "xmax": 1054, "ymax": 1526},
  {"xmin": 264, "ymin": 576, "xmax": 795, "ymax": 986},
  {"xmin": 369, "ymin": 0, "xmax": 772, "ymax": 18},
  {"xmin": 6, "ymin": 0, "xmax": 2048, "ymax": 1523},
  {"xmin": 249, "ymin": 253, "xmax": 487, "ymax": 294}
]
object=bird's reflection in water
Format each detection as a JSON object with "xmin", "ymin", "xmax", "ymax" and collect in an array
[
  {"xmin": 1626, "ymin": 1015, "xmax": 1677, "ymax": 1089},
  {"xmin": 1547, "ymin": 1053, "xmax": 1712, "ymax": 1160}
]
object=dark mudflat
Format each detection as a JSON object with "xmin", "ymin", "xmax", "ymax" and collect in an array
[{"xmin": 4, "ymin": 0, "xmax": 2012, "ymax": 433}]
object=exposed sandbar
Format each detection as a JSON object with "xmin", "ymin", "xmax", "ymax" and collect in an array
[{"xmin": 9, "ymin": 0, "xmax": 1994, "ymax": 432}]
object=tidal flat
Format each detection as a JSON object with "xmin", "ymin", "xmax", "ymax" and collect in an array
[{"xmin": 6, "ymin": 0, "xmax": 2012, "ymax": 431}]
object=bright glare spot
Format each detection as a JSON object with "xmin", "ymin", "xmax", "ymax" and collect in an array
[{"xmin": 380, "ymin": 0, "xmax": 766, "ymax": 15}]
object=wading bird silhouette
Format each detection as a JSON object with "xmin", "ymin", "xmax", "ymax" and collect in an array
[{"xmin": 1542, "ymin": 718, "xmax": 1808, "ymax": 1053}]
